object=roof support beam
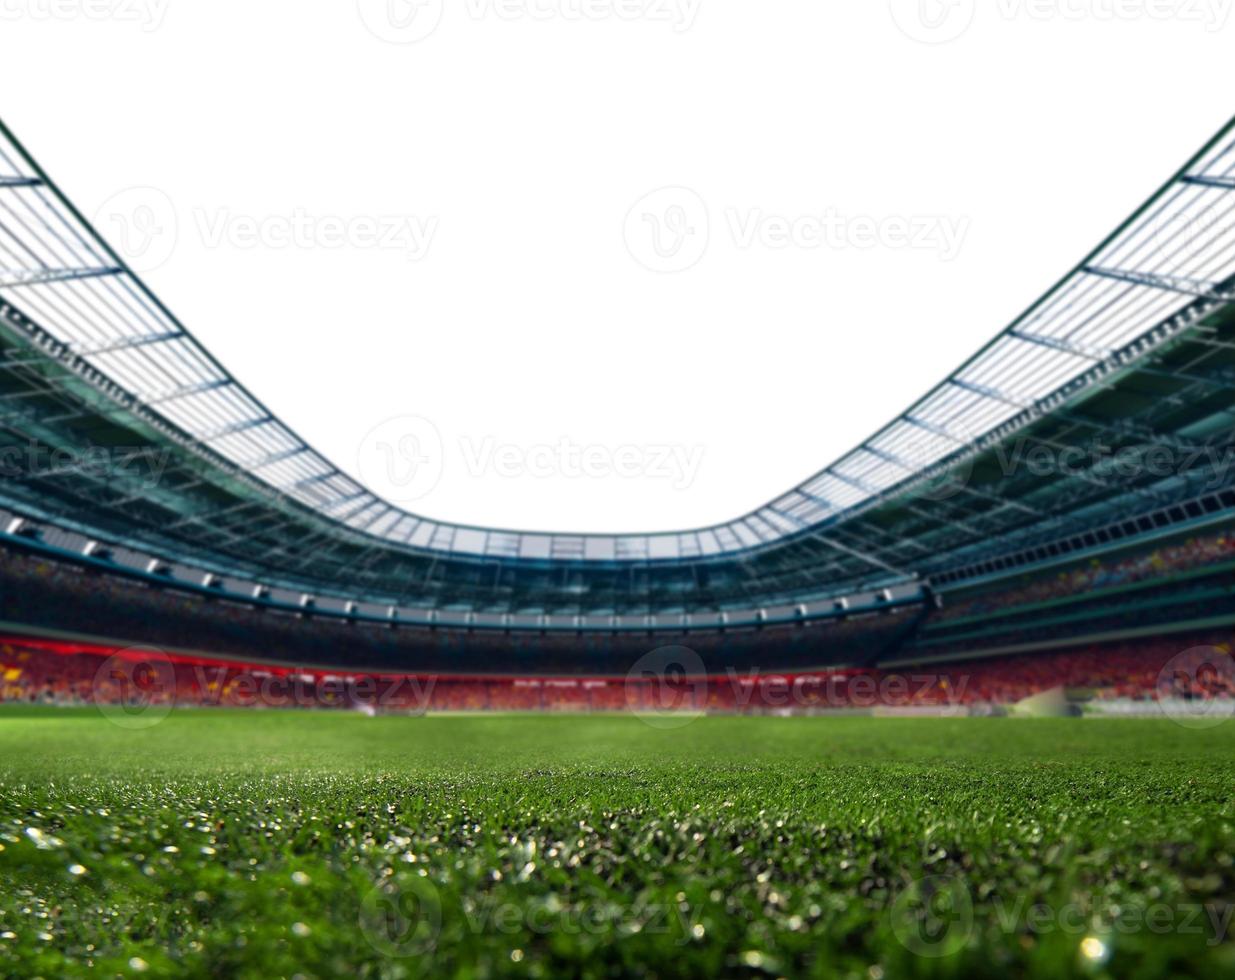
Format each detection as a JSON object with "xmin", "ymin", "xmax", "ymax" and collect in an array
[
  {"xmin": 0, "ymin": 266, "xmax": 124, "ymax": 289},
  {"xmin": 829, "ymin": 470, "xmax": 880, "ymax": 495},
  {"xmin": 1010, "ymin": 329, "xmax": 1104, "ymax": 360},
  {"xmin": 72, "ymin": 331, "xmax": 182, "ymax": 357},
  {"xmin": 789, "ymin": 488, "xmax": 837, "ymax": 515},
  {"xmin": 904, "ymin": 415, "xmax": 967, "ymax": 443},
  {"xmin": 286, "ymin": 471, "xmax": 338, "ymax": 492},
  {"xmin": 905, "ymin": 502, "xmax": 984, "ymax": 538},
  {"xmin": 198, "ymin": 416, "xmax": 272, "ymax": 442},
  {"xmin": 1084, "ymin": 265, "xmax": 1225, "ymax": 298},
  {"xmin": 953, "ymin": 482, "xmax": 1044, "ymax": 517},
  {"xmin": 145, "ymin": 379, "xmax": 231, "ymax": 406},
  {"xmin": 951, "ymin": 378, "xmax": 1028, "ymax": 408},
  {"xmin": 811, "ymin": 532, "xmax": 909, "ymax": 578},
  {"xmin": 321, "ymin": 490, "xmax": 372, "ymax": 513},
  {"xmin": 862, "ymin": 444, "xmax": 916, "ymax": 471},
  {"xmin": 245, "ymin": 446, "xmax": 311, "ymax": 471},
  {"xmin": 766, "ymin": 506, "xmax": 808, "ymax": 530},
  {"xmin": 1180, "ymin": 174, "xmax": 1235, "ymax": 191}
]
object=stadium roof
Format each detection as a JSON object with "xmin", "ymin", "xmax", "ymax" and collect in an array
[{"xmin": 0, "ymin": 116, "xmax": 1232, "ymax": 617}]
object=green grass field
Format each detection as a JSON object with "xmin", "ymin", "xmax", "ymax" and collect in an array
[{"xmin": 0, "ymin": 709, "xmax": 1232, "ymax": 978}]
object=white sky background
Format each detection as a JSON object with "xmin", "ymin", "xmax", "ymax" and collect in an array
[{"xmin": 1, "ymin": 1, "xmax": 1232, "ymax": 534}]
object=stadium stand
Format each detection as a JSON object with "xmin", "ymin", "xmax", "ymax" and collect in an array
[
  {"xmin": 0, "ymin": 543, "xmax": 925, "ymax": 676},
  {"xmin": 1, "ymin": 628, "xmax": 1229, "ymax": 715},
  {"xmin": 0, "ymin": 119, "xmax": 1233, "ymax": 719},
  {"xmin": 935, "ymin": 529, "xmax": 1235, "ymax": 620},
  {"xmin": 0, "ymin": 523, "xmax": 1229, "ymax": 716}
]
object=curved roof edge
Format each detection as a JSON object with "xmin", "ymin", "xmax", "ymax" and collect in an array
[{"xmin": 0, "ymin": 114, "xmax": 1233, "ymax": 564}]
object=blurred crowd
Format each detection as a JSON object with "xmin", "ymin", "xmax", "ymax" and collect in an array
[
  {"xmin": 0, "ymin": 523, "xmax": 1230, "ymax": 715},
  {"xmin": 2, "ymin": 631, "xmax": 1229, "ymax": 714},
  {"xmin": 906, "ymin": 635, "xmax": 1234, "ymax": 706},
  {"xmin": 0, "ymin": 546, "xmax": 920, "ymax": 675},
  {"xmin": 939, "ymin": 529, "xmax": 1235, "ymax": 621}
]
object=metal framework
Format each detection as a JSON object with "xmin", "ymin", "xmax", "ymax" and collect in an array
[{"xmin": 0, "ymin": 115, "xmax": 1233, "ymax": 617}]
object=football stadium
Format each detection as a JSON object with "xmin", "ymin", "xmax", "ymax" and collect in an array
[{"xmin": 0, "ymin": 106, "xmax": 1233, "ymax": 977}]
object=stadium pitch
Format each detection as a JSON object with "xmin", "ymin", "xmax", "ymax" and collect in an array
[{"xmin": 0, "ymin": 711, "xmax": 1231, "ymax": 977}]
